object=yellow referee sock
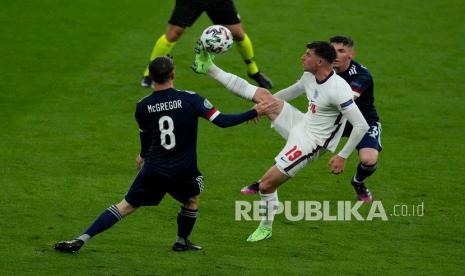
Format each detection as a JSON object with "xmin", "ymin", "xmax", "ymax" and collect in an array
[
  {"xmin": 143, "ymin": 34, "xmax": 176, "ymax": 77},
  {"xmin": 236, "ymin": 33, "xmax": 259, "ymax": 75}
]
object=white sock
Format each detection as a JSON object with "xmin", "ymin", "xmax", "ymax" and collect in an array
[
  {"xmin": 76, "ymin": 234, "xmax": 91, "ymax": 243},
  {"xmin": 208, "ymin": 64, "xmax": 257, "ymax": 100},
  {"xmin": 259, "ymin": 190, "xmax": 279, "ymax": 229},
  {"xmin": 176, "ymin": 236, "xmax": 187, "ymax": 245}
]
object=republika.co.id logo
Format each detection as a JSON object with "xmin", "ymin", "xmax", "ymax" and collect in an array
[{"xmin": 235, "ymin": 200, "xmax": 425, "ymax": 221}]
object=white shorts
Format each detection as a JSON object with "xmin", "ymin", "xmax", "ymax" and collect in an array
[
  {"xmin": 271, "ymin": 101, "xmax": 305, "ymax": 139},
  {"xmin": 272, "ymin": 102, "xmax": 326, "ymax": 177}
]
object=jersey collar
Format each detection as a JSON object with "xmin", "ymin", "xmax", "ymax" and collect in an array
[{"xmin": 316, "ymin": 70, "xmax": 334, "ymax": 84}]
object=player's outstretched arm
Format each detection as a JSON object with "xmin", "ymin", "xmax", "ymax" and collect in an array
[
  {"xmin": 210, "ymin": 109, "xmax": 257, "ymax": 128},
  {"xmin": 273, "ymin": 81, "xmax": 305, "ymax": 101},
  {"xmin": 210, "ymin": 101, "xmax": 277, "ymax": 128}
]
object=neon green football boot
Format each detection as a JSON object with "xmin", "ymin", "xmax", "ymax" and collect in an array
[
  {"xmin": 246, "ymin": 226, "xmax": 272, "ymax": 242},
  {"xmin": 192, "ymin": 40, "xmax": 215, "ymax": 74}
]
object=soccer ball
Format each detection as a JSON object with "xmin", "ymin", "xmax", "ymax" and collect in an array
[{"xmin": 200, "ymin": 25, "xmax": 233, "ymax": 54}]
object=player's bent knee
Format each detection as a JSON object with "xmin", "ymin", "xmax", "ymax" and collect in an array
[
  {"xmin": 359, "ymin": 150, "xmax": 379, "ymax": 166},
  {"xmin": 166, "ymin": 25, "xmax": 185, "ymax": 41},
  {"xmin": 360, "ymin": 157, "xmax": 377, "ymax": 166},
  {"xmin": 359, "ymin": 148, "xmax": 378, "ymax": 163},
  {"xmin": 184, "ymin": 196, "xmax": 199, "ymax": 210},
  {"xmin": 224, "ymin": 24, "xmax": 245, "ymax": 40},
  {"xmin": 116, "ymin": 199, "xmax": 138, "ymax": 217}
]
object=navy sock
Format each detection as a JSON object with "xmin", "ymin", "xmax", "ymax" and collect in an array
[
  {"xmin": 82, "ymin": 205, "xmax": 123, "ymax": 238},
  {"xmin": 355, "ymin": 162, "xmax": 377, "ymax": 182},
  {"xmin": 176, "ymin": 207, "xmax": 198, "ymax": 244}
]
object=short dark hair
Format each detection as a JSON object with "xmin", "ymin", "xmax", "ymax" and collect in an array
[
  {"xmin": 329, "ymin": 35, "xmax": 354, "ymax": 48},
  {"xmin": 149, "ymin": 56, "xmax": 175, "ymax": 84},
  {"xmin": 306, "ymin": 41, "xmax": 337, "ymax": 64}
]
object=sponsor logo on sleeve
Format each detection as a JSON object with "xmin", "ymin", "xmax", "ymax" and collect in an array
[{"xmin": 203, "ymin": 99, "xmax": 213, "ymax": 109}]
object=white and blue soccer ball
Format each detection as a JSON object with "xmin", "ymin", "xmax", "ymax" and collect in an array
[{"xmin": 200, "ymin": 25, "xmax": 233, "ymax": 54}]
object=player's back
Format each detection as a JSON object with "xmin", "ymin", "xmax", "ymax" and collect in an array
[
  {"xmin": 338, "ymin": 60, "xmax": 379, "ymax": 124},
  {"xmin": 337, "ymin": 61, "xmax": 379, "ymax": 137},
  {"xmin": 135, "ymin": 88, "xmax": 205, "ymax": 177}
]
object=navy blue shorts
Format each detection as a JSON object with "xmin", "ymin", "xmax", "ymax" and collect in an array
[
  {"xmin": 356, "ymin": 122, "xmax": 382, "ymax": 152},
  {"xmin": 125, "ymin": 165, "xmax": 204, "ymax": 207},
  {"xmin": 169, "ymin": 0, "xmax": 241, "ymax": 27}
]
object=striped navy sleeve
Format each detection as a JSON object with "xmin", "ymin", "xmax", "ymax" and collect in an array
[
  {"xmin": 210, "ymin": 109, "xmax": 258, "ymax": 128},
  {"xmin": 192, "ymin": 93, "xmax": 257, "ymax": 127}
]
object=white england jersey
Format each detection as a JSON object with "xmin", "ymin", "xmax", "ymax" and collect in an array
[{"xmin": 296, "ymin": 71, "xmax": 356, "ymax": 152}]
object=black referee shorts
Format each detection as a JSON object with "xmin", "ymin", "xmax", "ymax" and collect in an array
[
  {"xmin": 169, "ymin": 0, "xmax": 241, "ymax": 27},
  {"xmin": 125, "ymin": 165, "xmax": 204, "ymax": 207}
]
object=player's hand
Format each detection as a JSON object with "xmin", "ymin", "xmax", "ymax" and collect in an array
[
  {"xmin": 136, "ymin": 154, "xmax": 144, "ymax": 171},
  {"xmin": 328, "ymin": 155, "xmax": 346, "ymax": 174},
  {"xmin": 254, "ymin": 101, "xmax": 275, "ymax": 116},
  {"xmin": 257, "ymin": 97, "xmax": 282, "ymax": 117}
]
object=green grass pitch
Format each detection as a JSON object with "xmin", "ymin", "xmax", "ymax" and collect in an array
[{"xmin": 1, "ymin": 0, "xmax": 464, "ymax": 274}]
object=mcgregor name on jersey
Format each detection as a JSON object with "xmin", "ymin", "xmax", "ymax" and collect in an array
[{"xmin": 147, "ymin": 100, "xmax": 182, "ymax": 113}]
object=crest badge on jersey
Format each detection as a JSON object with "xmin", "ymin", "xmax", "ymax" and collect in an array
[
  {"xmin": 313, "ymin": 90, "xmax": 319, "ymax": 99},
  {"xmin": 203, "ymin": 99, "xmax": 213, "ymax": 109}
]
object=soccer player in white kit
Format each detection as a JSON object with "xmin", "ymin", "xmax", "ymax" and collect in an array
[{"xmin": 193, "ymin": 41, "xmax": 369, "ymax": 242}]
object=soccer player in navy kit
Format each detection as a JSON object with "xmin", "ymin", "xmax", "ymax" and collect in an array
[
  {"xmin": 54, "ymin": 56, "xmax": 269, "ymax": 252},
  {"xmin": 329, "ymin": 35, "xmax": 381, "ymax": 203}
]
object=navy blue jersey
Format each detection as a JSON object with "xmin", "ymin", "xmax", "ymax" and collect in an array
[
  {"xmin": 338, "ymin": 60, "xmax": 379, "ymax": 125},
  {"xmin": 135, "ymin": 88, "xmax": 220, "ymax": 177}
]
